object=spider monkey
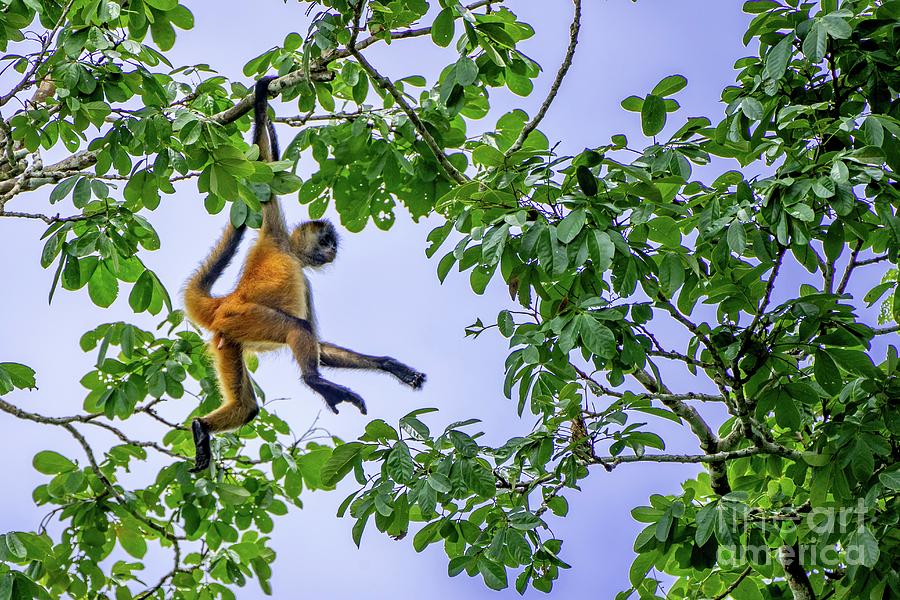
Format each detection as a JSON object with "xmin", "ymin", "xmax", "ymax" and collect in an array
[{"xmin": 183, "ymin": 77, "xmax": 426, "ymax": 472}]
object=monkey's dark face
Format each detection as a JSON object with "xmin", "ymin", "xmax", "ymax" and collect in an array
[{"xmin": 292, "ymin": 220, "xmax": 339, "ymax": 268}]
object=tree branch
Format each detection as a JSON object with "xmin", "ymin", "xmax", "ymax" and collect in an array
[
  {"xmin": 836, "ymin": 240, "xmax": 862, "ymax": 295},
  {"xmin": 0, "ymin": 209, "xmax": 90, "ymax": 223},
  {"xmin": 592, "ymin": 446, "xmax": 768, "ymax": 470},
  {"xmin": 346, "ymin": 2, "xmax": 467, "ymax": 184},
  {"xmin": 873, "ymin": 324, "xmax": 900, "ymax": 335},
  {"xmin": 778, "ymin": 544, "xmax": 817, "ymax": 600},
  {"xmin": 505, "ymin": 0, "xmax": 582, "ymax": 157}
]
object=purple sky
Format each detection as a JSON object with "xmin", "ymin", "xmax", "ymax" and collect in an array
[{"xmin": 0, "ymin": 2, "xmax": 761, "ymax": 597}]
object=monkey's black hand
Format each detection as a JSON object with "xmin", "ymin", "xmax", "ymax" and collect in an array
[
  {"xmin": 382, "ymin": 358, "xmax": 426, "ymax": 390},
  {"xmin": 306, "ymin": 376, "xmax": 368, "ymax": 415},
  {"xmin": 190, "ymin": 419, "xmax": 212, "ymax": 473}
]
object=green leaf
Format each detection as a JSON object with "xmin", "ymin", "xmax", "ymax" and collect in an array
[
  {"xmin": 847, "ymin": 527, "xmax": 880, "ymax": 567},
  {"xmin": 651, "ymin": 74, "xmax": 687, "ymax": 97},
  {"xmin": 497, "ymin": 310, "xmax": 514, "ymax": 337},
  {"xmin": 556, "ymin": 209, "xmax": 585, "ymax": 244},
  {"xmin": 0, "ymin": 363, "xmax": 36, "ymax": 394},
  {"xmin": 49, "ymin": 177, "xmax": 78, "ymax": 204},
  {"xmin": 145, "ymin": 0, "xmax": 176, "ymax": 9},
  {"xmin": 628, "ymin": 551, "xmax": 656, "ymax": 587},
  {"xmin": 893, "ymin": 277, "xmax": 900, "ymax": 324},
  {"xmin": 641, "ymin": 94, "xmax": 666, "ymax": 136},
  {"xmin": 648, "ymin": 216, "xmax": 681, "ymax": 247},
  {"xmin": 386, "ymin": 441, "xmax": 415, "ymax": 483},
  {"xmin": 217, "ymin": 483, "xmax": 251, "ymax": 505},
  {"xmin": 427, "ymin": 472, "xmax": 452, "ymax": 493},
  {"xmin": 802, "ymin": 23, "xmax": 826, "ymax": 62},
  {"xmin": 621, "ymin": 95, "xmax": 643, "ymax": 112},
  {"xmin": 823, "ymin": 221, "xmax": 844, "ymax": 261},
  {"xmin": 659, "ymin": 253, "xmax": 684, "ymax": 296},
  {"xmin": 4, "ymin": 534, "xmax": 25, "ymax": 560},
  {"xmin": 432, "ymin": 8, "xmax": 455, "ymax": 47},
  {"xmin": 361, "ymin": 419, "xmax": 398, "ymax": 442},
  {"xmin": 587, "ymin": 231, "xmax": 614, "ymax": 272},
  {"xmin": 814, "ymin": 349, "xmax": 842, "ymax": 395},
  {"xmin": 765, "ymin": 34, "xmax": 794, "ymax": 80},
  {"xmin": 72, "ymin": 177, "xmax": 91, "ymax": 207},
  {"xmin": 821, "ymin": 15, "xmax": 851, "ymax": 39},
  {"xmin": 509, "ymin": 511, "xmax": 541, "ymax": 530},
  {"xmin": 412, "ymin": 520, "xmax": 442, "ymax": 552},
  {"xmin": 128, "ymin": 270, "xmax": 153, "ymax": 313},
  {"xmin": 88, "ymin": 263, "xmax": 118, "ymax": 308},
  {"xmin": 473, "ymin": 145, "xmax": 505, "ymax": 167},
  {"xmin": 726, "ymin": 222, "xmax": 747, "ymax": 254},
  {"xmin": 477, "ymin": 557, "xmax": 508, "ymax": 590},
  {"xmin": 801, "ymin": 451, "xmax": 832, "ymax": 467},
  {"xmin": 826, "ymin": 348, "xmax": 880, "ymax": 379},
  {"xmin": 878, "ymin": 467, "xmax": 900, "ymax": 490},
  {"xmin": 32, "ymin": 450, "xmax": 76, "ymax": 475},
  {"xmin": 695, "ymin": 502, "xmax": 717, "ymax": 545},
  {"xmin": 481, "ymin": 224, "xmax": 510, "ymax": 265},
  {"xmin": 577, "ymin": 315, "xmax": 616, "ymax": 358},
  {"xmin": 116, "ymin": 524, "xmax": 147, "ymax": 559},
  {"xmin": 575, "ymin": 165, "xmax": 598, "ymax": 196},
  {"xmin": 740, "ymin": 97, "xmax": 764, "ymax": 120},
  {"xmin": 321, "ymin": 442, "xmax": 365, "ymax": 486}
]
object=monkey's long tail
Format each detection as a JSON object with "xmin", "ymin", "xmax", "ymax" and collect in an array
[
  {"xmin": 185, "ymin": 75, "xmax": 276, "ymax": 329},
  {"xmin": 183, "ymin": 223, "xmax": 245, "ymax": 329},
  {"xmin": 253, "ymin": 76, "xmax": 280, "ymax": 161}
]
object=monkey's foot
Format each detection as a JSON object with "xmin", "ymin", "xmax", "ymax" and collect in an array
[
  {"xmin": 190, "ymin": 419, "xmax": 212, "ymax": 473},
  {"xmin": 383, "ymin": 358, "xmax": 426, "ymax": 390}
]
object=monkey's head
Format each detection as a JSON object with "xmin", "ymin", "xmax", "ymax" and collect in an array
[{"xmin": 291, "ymin": 219, "xmax": 339, "ymax": 268}]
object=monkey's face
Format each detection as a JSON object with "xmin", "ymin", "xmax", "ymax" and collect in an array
[{"xmin": 291, "ymin": 220, "xmax": 339, "ymax": 268}]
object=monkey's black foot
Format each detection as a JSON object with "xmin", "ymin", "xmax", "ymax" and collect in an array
[
  {"xmin": 383, "ymin": 358, "xmax": 426, "ymax": 390},
  {"xmin": 307, "ymin": 377, "xmax": 368, "ymax": 415},
  {"xmin": 190, "ymin": 419, "xmax": 211, "ymax": 473}
]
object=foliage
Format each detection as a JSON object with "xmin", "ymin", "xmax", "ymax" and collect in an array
[{"xmin": 0, "ymin": 0, "xmax": 898, "ymax": 599}]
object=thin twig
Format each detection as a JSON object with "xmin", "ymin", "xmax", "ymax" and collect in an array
[
  {"xmin": 0, "ymin": 210, "xmax": 90, "ymax": 224},
  {"xmin": 0, "ymin": 0, "xmax": 76, "ymax": 107},
  {"xmin": 711, "ymin": 565, "xmax": 753, "ymax": 600},
  {"xmin": 505, "ymin": 0, "xmax": 582, "ymax": 157},
  {"xmin": 346, "ymin": 1, "xmax": 467, "ymax": 184},
  {"xmin": 836, "ymin": 241, "xmax": 862, "ymax": 295}
]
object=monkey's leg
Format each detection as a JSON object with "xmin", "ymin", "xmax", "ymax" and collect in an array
[
  {"xmin": 192, "ymin": 339, "xmax": 258, "ymax": 472},
  {"xmin": 319, "ymin": 343, "xmax": 426, "ymax": 390},
  {"xmin": 214, "ymin": 304, "xmax": 367, "ymax": 415}
]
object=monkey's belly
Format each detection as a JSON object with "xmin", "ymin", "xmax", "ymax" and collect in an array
[{"xmin": 244, "ymin": 340, "xmax": 285, "ymax": 353}]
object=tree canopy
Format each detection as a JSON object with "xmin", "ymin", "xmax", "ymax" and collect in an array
[{"xmin": 0, "ymin": 0, "xmax": 898, "ymax": 599}]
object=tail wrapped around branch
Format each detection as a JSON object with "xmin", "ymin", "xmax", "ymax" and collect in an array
[{"xmin": 184, "ymin": 76, "xmax": 280, "ymax": 328}]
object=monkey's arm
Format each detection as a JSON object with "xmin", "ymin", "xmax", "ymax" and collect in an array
[{"xmin": 319, "ymin": 342, "xmax": 426, "ymax": 390}]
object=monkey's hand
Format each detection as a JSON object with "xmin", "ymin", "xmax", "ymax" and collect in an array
[
  {"xmin": 382, "ymin": 358, "xmax": 426, "ymax": 390},
  {"xmin": 305, "ymin": 376, "xmax": 368, "ymax": 415},
  {"xmin": 190, "ymin": 419, "xmax": 212, "ymax": 473}
]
